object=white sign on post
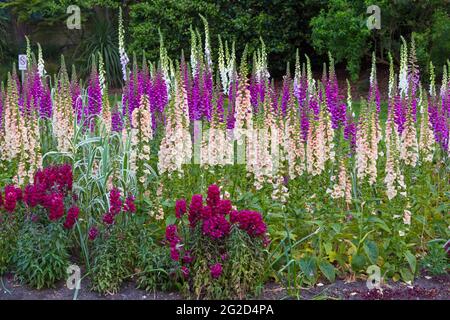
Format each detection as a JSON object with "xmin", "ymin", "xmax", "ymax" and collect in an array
[{"xmin": 18, "ymin": 54, "xmax": 27, "ymax": 71}]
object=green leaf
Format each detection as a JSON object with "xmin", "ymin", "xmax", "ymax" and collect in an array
[
  {"xmin": 363, "ymin": 240, "xmax": 379, "ymax": 265},
  {"xmin": 318, "ymin": 260, "xmax": 336, "ymax": 282},
  {"xmin": 165, "ymin": 215, "xmax": 176, "ymax": 226},
  {"xmin": 400, "ymin": 267, "xmax": 414, "ymax": 283},
  {"xmin": 299, "ymin": 257, "xmax": 317, "ymax": 282},
  {"xmin": 404, "ymin": 251, "xmax": 417, "ymax": 274},
  {"xmin": 351, "ymin": 253, "xmax": 366, "ymax": 271}
]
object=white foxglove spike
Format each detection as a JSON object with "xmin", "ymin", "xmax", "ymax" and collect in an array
[
  {"xmin": 118, "ymin": 8, "xmax": 129, "ymax": 82},
  {"xmin": 37, "ymin": 43, "xmax": 46, "ymax": 78}
]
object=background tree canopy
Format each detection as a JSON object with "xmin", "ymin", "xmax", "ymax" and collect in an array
[{"xmin": 0, "ymin": 0, "xmax": 448, "ymax": 85}]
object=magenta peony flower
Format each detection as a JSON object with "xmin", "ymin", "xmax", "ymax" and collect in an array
[
  {"xmin": 4, "ymin": 185, "xmax": 17, "ymax": 213},
  {"xmin": 188, "ymin": 194, "xmax": 203, "ymax": 228},
  {"xmin": 210, "ymin": 263, "xmax": 222, "ymax": 279},
  {"xmin": 124, "ymin": 194, "xmax": 136, "ymax": 213},
  {"xmin": 175, "ymin": 198, "xmax": 187, "ymax": 219},
  {"xmin": 102, "ymin": 213, "xmax": 114, "ymax": 225},
  {"xmin": 181, "ymin": 266, "xmax": 190, "ymax": 279},
  {"xmin": 217, "ymin": 199, "xmax": 232, "ymax": 215},
  {"xmin": 182, "ymin": 250, "xmax": 193, "ymax": 264},
  {"xmin": 109, "ymin": 188, "xmax": 122, "ymax": 215},
  {"xmin": 48, "ymin": 193, "xmax": 65, "ymax": 221},
  {"xmin": 202, "ymin": 214, "xmax": 230, "ymax": 239},
  {"xmin": 165, "ymin": 224, "xmax": 180, "ymax": 246},
  {"xmin": 170, "ymin": 247, "xmax": 180, "ymax": 261},
  {"xmin": 63, "ymin": 206, "xmax": 80, "ymax": 229},
  {"xmin": 88, "ymin": 226, "xmax": 99, "ymax": 240},
  {"xmin": 206, "ymin": 184, "xmax": 221, "ymax": 208}
]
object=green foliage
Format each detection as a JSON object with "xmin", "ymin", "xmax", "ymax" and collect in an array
[
  {"xmin": 421, "ymin": 240, "xmax": 449, "ymax": 276},
  {"xmin": 0, "ymin": 210, "xmax": 24, "ymax": 275},
  {"xmin": 90, "ymin": 225, "xmax": 138, "ymax": 294},
  {"xmin": 413, "ymin": 10, "xmax": 450, "ymax": 74},
  {"xmin": 136, "ymin": 236, "xmax": 176, "ymax": 292},
  {"xmin": 13, "ymin": 222, "xmax": 70, "ymax": 289},
  {"xmin": 310, "ymin": 1, "xmax": 369, "ymax": 80},
  {"xmin": 128, "ymin": 0, "xmax": 321, "ymax": 77},
  {"xmin": 186, "ymin": 226, "xmax": 267, "ymax": 300},
  {"xmin": 310, "ymin": 0, "xmax": 450, "ymax": 79},
  {"xmin": 74, "ymin": 17, "xmax": 122, "ymax": 87}
]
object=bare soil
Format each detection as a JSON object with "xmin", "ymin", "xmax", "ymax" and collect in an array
[{"xmin": 1, "ymin": 272, "xmax": 448, "ymax": 300}]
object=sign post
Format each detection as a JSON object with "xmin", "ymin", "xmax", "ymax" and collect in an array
[{"xmin": 18, "ymin": 54, "xmax": 27, "ymax": 83}]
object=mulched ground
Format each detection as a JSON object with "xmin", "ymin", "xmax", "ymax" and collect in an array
[{"xmin": 1, "ymin": 272, "xmax": 448, "ymax": 300}]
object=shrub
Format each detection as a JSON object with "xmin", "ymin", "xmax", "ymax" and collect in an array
[
  {"xmin": 163, "ymin": 184, "xmax": 269, "ymax": 299},
  {"xmin": 0, "ymin": 187, "xmax": 25, "ymax": 275},
  {"xmin": 9, "ymin": 164, "xmax": 79, "ymax": 289},
  {"xmin": 136, "ymin": 236, "xmax": 177, "ymax": 292},
  {"xmin": 90, "ymin": 188, "xmax": 139, "ymax": 294},
  {"xmin": 421, "ymin": 240, "xmax": 449, "ymax": 276},
  {"xmin": 13, "ymin": 222, "xmax": 70, "ymax": 289}
]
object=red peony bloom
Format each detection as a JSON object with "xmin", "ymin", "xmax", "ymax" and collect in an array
[
  {"xmin": 124, "ymin": 194, "xmax": 136, "ymax": 213},
  {"xmin": 109, "ymin": 188, "xmax": 122, "ymax": 215},
  {"xmin": 48, "ymin": 193, "xmax": 65, "ymax": 221},
  {"xmin": 165, "ymin": 224, "xmax": 180, "ymax": 246},
  {"xmin": 63, "ymin": 206, "xmax": 79, "ymax": 229},
  {"xmin": 210, "ymin": 263, "xmax": 223, "ymax": 279},
  {"xmin": 230, "ymin": 210, "xmax": 267, "ymax": 238},
  {"xmin": 88, "ymin": 226, "xmax": 99, "ymax": 240},
  {"xmin": 102, "ymin": 213, "xmax": 114, "ymax": 225},
  {"xmin": 4, "ymin": 185, "xmax": 18, "ymax": 213},
  {"xmin": 182, "ymin": 250, "xmax": 193, "ymax": 264},
  {"xmin": 181, "ymin": 266, "xmax": 190, "ymax": 279},
  {"xmin": 188, "ymin": 194, "xmax": 203, "ymax": 228},
  {"xmin": 206, "ymin": 184, "xmax": 221, "ymax": 208},
  {"xmin": 202, "ymin": 214, "xmax": 230, "ymax": 239},
  {"xmin": 170, "ymin": 247, "xmax": 180, "ymax": 261},
  {"xmin": 175, "ymin": 198, "xmax": 187, "ymax": 219},
  {"xmin": 217, "ymin": 199, "xmax": 232, "ymax": 215}
]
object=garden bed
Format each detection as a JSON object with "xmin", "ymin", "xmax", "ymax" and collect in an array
[{"xmin": 1, "ymin": 273, "xmax": 448, "ymax": 300}]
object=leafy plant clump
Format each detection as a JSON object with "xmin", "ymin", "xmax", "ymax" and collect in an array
[
  {"xmin": 13, "ymin": 222, "xmax": 70, "ymax": 289},
  {"xmin": 136, "ymin": 236, "xmax": 177, "ymax": 292},
  {"xmin": 4, "ymin": 165, "xmax": 79, "ymax": 288},
  {"xmin": 164, "ymin": 184, "xmax": 269, "ymax": 299},
  {"xmin": 90, "ymin": 188, "xmax": 139, "ymax": 294},
  {"xmin": 421, "ymin": 240, "xmax": 449, "ymax": 276}
]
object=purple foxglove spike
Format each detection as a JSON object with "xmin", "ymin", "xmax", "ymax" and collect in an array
[
  {"xmin": 249, "ymin": 74, "xmax": 258, "ymax": 108},
  {"xmin": 87, "ymin": 68, "xmax": 102, "ymax": 130},
  {"xmin": 217, "ymin": 90, "xmax": 224, "ymax": 122},
  {"xmin": 0, "ymin": 89, "xmax": 3, "ymax": 128},
  {"xmin": 300, "ymin": 106, "xmax": 309, "ymax": 142},
  {"xmin": 40, "ymin": 83, "xmax": 52, "ymax": 119},
  {"xmin": 226, "ymin": 79, "xmax": 237, "ymax": 129},
  {"xmin": 33, "ymin": 71, "xmax": 43, "ymax": 112},
  {"xmin": 258, "ymin": 81, "xmax": 266, "ymax": 106},
  {"xmin": 281, "ymin": 76, "xmax": 290, "ymax": 117},
  {"xmin": 159, "ymin": 71, "xmax": 168, "ymax": 113},
  {"xmin": 344, "ymin": 112, "xmax": 357, "ymax": 153},
  {"xmin": 394, "ymin": 94, "xmax": 406, "ymax": 135},
  {"xmin": 111, "ymin": 104, "xmax": 124, "ymax": 132},
  {"xmin": 269, "ymin": 81, "xmax": 279, "ymax": 114},
  {"xmin": 203, "ymin": 69, "xmax": 213, "ymax": 121},
  {"xmin": 192, "ymin": 70, "xmax": 201, "ymax": 121}
]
